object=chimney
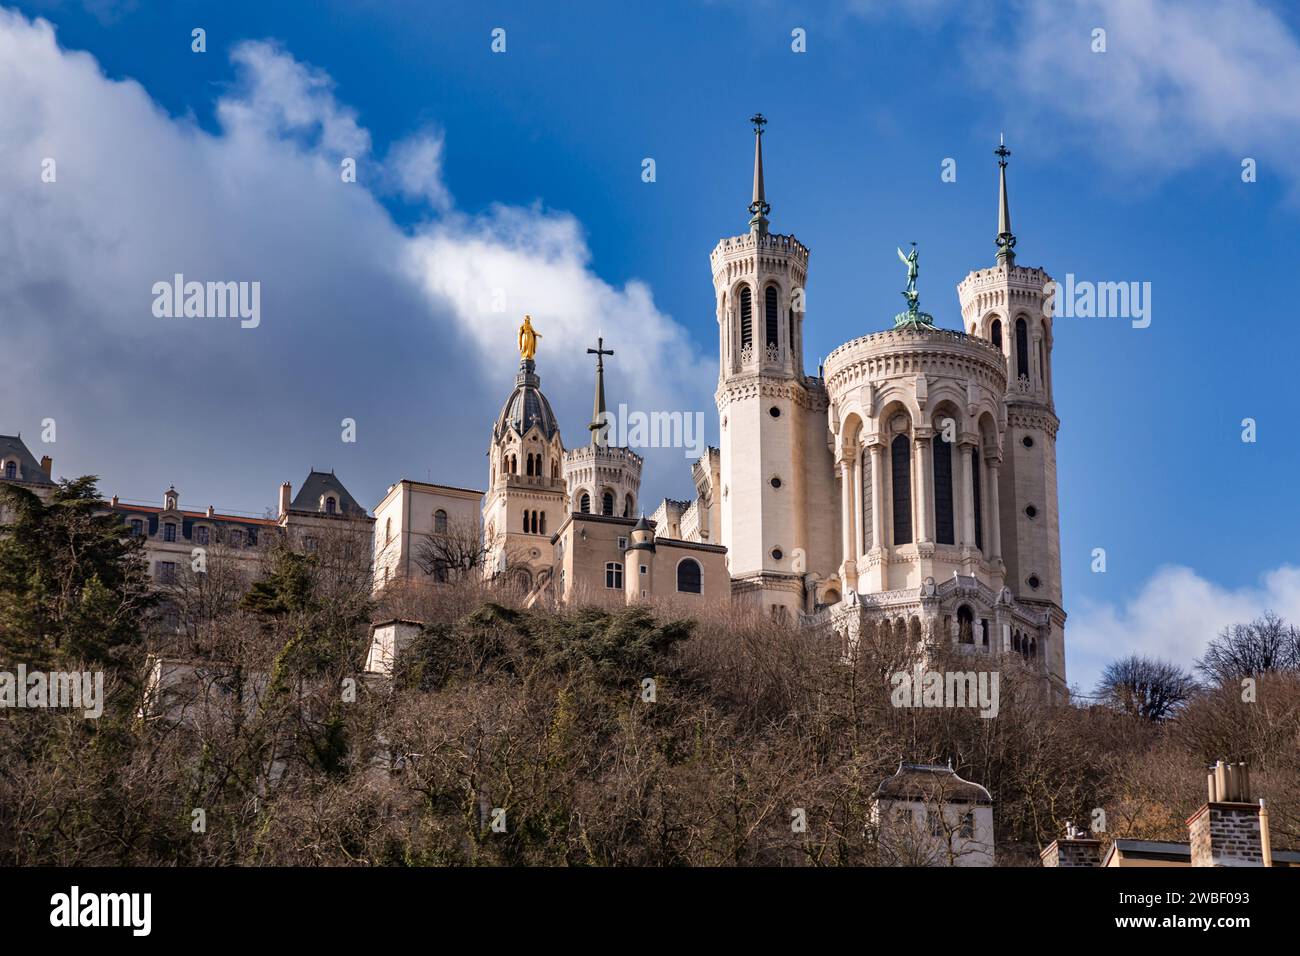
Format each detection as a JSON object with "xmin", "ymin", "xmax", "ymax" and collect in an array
[
  {"xmin": 206, "ymin": 505, "xmax": 215, "ymax": 518},
  {"xmin": 40, "ymin": 455, "xmax": 52, "ymax": 477},
  {"xmin": 279, "ymin": 481, "xmax": 292, "ymax": 518},
  {"xmin": 1188, "ymin": 760, "xmax": 1264, "ymax": 866},
  {"xmin": 110, "ymin": 494, "xmax": 119, "ymax": 507},
  {"xmin": 1040, "ymin": 823, "xmax": 1101, "ymax": 867}
]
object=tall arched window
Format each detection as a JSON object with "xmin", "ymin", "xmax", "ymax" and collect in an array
[
  {"xmin": 434, "ymin": 509, "xmax": 448, "ymax": 534},
  {"xmin": 890, "ymin": 433, "xmax": 913, "ymax": 546},
  {"xmin": 972, "ymin": 449, "xmax": 983, "ymax": 552},
  {"xmin": 677, "ymin": 558, "xmax": 702, "ymax": 594},
  {"xmin": 861, "ymin": 447, "xmax": 872, "ymax": 552},
  {"xmin": 1015, "ymin": 317, "xmax": 1030, "ymax": 381},
  {"xmin": 539, "ymin": 512, "xmax": 546, "ymax": 535},
  {"xmin": 580, "ymin": 493, "xmax": 591, "ymax": 514},
  {"xmin": 325, "ymin": 496, "xmax": 336, "ymax": 515},
  {"xmin": 990, "ymin": 318, "xmax": 1002, "ymax": 350},
  {"xmin": 764, "ymin": 285, "xmax": 779, "ymax": 350},
  {"xmin": 624, "ymin": 494, "xmax": 634, "ymax": 518},
  {"xmin": 601, "ymin": 491, "xmax": 615, "ymax": 516},
  {"xmin": 932, "ymin": 431, "xmax": 954, "ymax": 545},
  {"xmin": 385, "ymin": 517, "xmax": 392, "ymax": 544},
  {"xmin": 739, "ymin": 286, "xmax": 753, "ymax": 350},
  {"xmin": 522, "ymin": 511, "xmax": 529, "ymax": 533},
  {"xmin": 3, "ymin": 461, "xmax": 15, "ymax": 479}
]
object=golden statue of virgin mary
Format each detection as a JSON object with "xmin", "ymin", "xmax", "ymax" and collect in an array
[{"xmin": 518, "ymin": 314, "xmax": 541, "ymax": 360}]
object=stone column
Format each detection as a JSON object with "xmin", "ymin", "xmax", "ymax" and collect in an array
[
  {"xmin": 986, "ymin": 454, "xmax": 1003, "ymax": 562},
  {"xmin": 839, "ymin": 458, "xmax": 857, "ymax": 589},
  {"xmin": 869, "ymin": 441, "xmax": 886, "ymax": 553},
  {"xmin": 913, "ymin": 429, "xmax": 932, "ymax": 544},
  {"xmin": 960, "ymin": 441, "xmax": 976, "ymax": 549},
  {"xmin": 852, "ymin": 444, "xmax": 865, "ymax": 561}
]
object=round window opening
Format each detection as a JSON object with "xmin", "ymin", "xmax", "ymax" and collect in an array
[
  {"xmin": 771, "ymin": 548, "xmax": 784, "ymax": 561},
  {"xmin": 1022, "ymin": 436, "xmax": 1034, "ymax": 448},
  {"xmin": 769, "ymin": 406, "xmax": 781, "ymax": 418},
  {"xmin": 770, "ymin": 476, "xmax": 782, "ymax": 489},
  {"xmin": 1025, "ymin": 505, "xmax": 1038, "ymax": 519},
  {"xmin": 1027, "ymin": 574, "xmax": 1041, "ymax": 590}
]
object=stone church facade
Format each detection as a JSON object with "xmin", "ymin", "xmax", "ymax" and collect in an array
[{"xmin": 666, "ymin": 120, "xmax": 1067, "ymax": 695}]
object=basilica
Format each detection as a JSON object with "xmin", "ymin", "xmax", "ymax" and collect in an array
[
  {"xmin": 379, "ymin": 117, "xmax": 1068, "ymax": 695},
  {"xmin": 1, "ymin": 117, "xmax": 1067, "ymax": 696}
]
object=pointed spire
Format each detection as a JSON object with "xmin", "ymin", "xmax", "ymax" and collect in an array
[
  {"xmin": 748, "ymin": 113, "xmax": 770, "ymax": 235},
  {"xmin": 587, "ymin": 335, "xmax": 615, "ymax": 446},
  {"xmin": 995, "ymin": 133, "xmax": 1016, "ymax": 266}
]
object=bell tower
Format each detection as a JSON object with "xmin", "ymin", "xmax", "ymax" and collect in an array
[
  {"xmin": 957, "ymin": 138, "xmax": 1066, "ymax": 692},
  {"xmin": 713, "ymin": 115, "xmax": 838, "ymax": 617}
]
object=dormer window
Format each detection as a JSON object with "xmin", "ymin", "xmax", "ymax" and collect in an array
[
  {"xmin": 325, "ymin": 496, "xmax": 337, "ymax": 515},
  {"xmin": 163, "ymin": 522, "xmax": 177, "ymax": 542},
  {"xmin": 3, "ymin": 461, "xmax": 15, "ymax": 480}
]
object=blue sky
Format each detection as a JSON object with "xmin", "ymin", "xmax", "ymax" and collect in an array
[{"xmin": 2, "ymin": 0, "xmax": 1299, "ymax": 692}]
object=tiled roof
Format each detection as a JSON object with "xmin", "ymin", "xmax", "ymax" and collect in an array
[
  {"xmin": 0, "ymin": 435, "xmax": 54, "ymax": 486},
  {"xmin": 289, "ymin": 470, "xmax": 367, "ymax": 517}
]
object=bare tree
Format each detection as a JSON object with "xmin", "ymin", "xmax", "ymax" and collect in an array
[
  {"xmin": 413, "ymin": 517, "xmax": 487, "ymax": 583},
  {"xmin": 1196, "ymin": 611, "xmax": 1300, "ymax": 684},
  {"xmin": 1094, "ymin": 654, "xmax": 1196, "ymax": 721}
]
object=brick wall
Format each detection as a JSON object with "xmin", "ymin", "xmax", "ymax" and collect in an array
[{"xmin": 1189, "ymin": 803, "xmax": 1263, "ymax": 867}]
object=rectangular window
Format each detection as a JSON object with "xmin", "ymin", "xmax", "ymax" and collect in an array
[
  {"xmin": 617, "ymin": 536, "xmax": 627, "ymax": 550},
  {"xmin": 959, "ymin": 811, "xmax": 975, "ymax": 839},
  {"xmin": 156, "ymin": 561, "xmax": 176, "ymax": 584},
  {"xmin": 163, "ymin": 522, "xmax": 177, "ymax": 542},
  {"xmin": 195, "ymin": 526, "xmax": 209, "ymax": 545},
  {"xmin": 604, "ymin": 562, "xmax": 623, "ymax": 589}
]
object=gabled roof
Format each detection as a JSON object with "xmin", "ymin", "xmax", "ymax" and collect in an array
[
  {"xmin": 0, "ymin": 435, "xmax": 54, "ymax": 486},
  {"xmin": 874, "ymin": 762, "xmax": 993, "ymax": 805},
  {"xmin": 289, "ymin": 470, "xmax": 367, "ymax": 517}
]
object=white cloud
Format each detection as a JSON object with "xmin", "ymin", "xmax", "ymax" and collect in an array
[
  {"xmin": 1068, "ymin": 564, "xmax": 1300, "ymax": 693},
  {"xmin": 983, "ymin": 0, "xmax": 1300, "ymax": 183},
  {"xmin": 0, "ymin": 10, "xmax": 712, "ymax": 511}
]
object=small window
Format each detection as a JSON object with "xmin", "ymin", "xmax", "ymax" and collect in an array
[
  {"xmin": 325, "ymin": 496, "xmax": 337, "ymax": 515},
  {"xmin": 434, "ymin": 509, "xmax": 448, "ymax": 534},
  {"xmin": 163, "ymin": 522, "xmax": 177, "ymax": 542},
  {"xmin": 1022, "ymin": 435, "xmax": 1034, "ymax": 448},
  {"xmin": 959, "ymin": 811, "xmax": 975, "ymax": 839},
  {"xmin": 677, "ymin": 558, "xmax": 702, "ymax": 594},
  {"xmin": 1027, "ymin": 574, "xmax": 1041, "ymax": 590},
  {"xmin": 130, "ymin": 519, "xmax": 143, "ymax": 537},
  {"xmin": 385, "ymin": 518, "xmax": 392, "ymax": 544},
  {"xmin": 769, "ymin": 406, "xmax": 781, "ymax": 418},
  {"xmin": 617, "ymin": 536, "xmax": 628, "ymax": 550},
  {"xmin": 156, "ymin": 561, "xmax": 177, "ymax": 584},
  {"xmin": 770, "ymin": 548, "xmax": 783, "ymax": 561},
  {"xmin": 1024, "ymin": 505, "xmax": 1037, "ymax": 519},
  {"xmin": 580, "ymin": 493, "xmax": 591, "ymax": 514},
  {"xmin": 602, "ymin": 492, "xmax": 615, "ymax": 517},
  {"xmin": 770, "ymin": 476, "xmax": 782, "ymax": 489},
  {"xmin": 195, "ymin": 526, "xmax": 209, "ymax": 545},
  {"xmin": 230, "ymin": 529, "xmax": 244, "ymax": 548},
  {"xmin": 604, "ymin": 562, "xmax": 623, "ymax": 589},
  {"xmin": 3, "ymin": 461, "xmax": 15, "ymax": 480}
]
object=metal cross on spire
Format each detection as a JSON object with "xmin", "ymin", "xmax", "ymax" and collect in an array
[
  {"xmin": 748, "ymin": 113, "xmax": 771, "ymax": 235},
  {"xmin": 995, "ymin": 133, "xmax": 1017, "ymax": 265},
  {"xmin": 587, "ymin": 335, "xmax": 615, "ymax": 446}
]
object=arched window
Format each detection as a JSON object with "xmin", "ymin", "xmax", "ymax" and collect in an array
[
  {"xmin": 522, "ymin": 510, "xmax": 529, "ymax": 533},
  {"xmin": 434, "ymin": 509, "xmax": 447, "ymax": 534},
  {"xmin": 1015, "ymin": 317, "xmax": 1030, "ymax": 381},
  {"xmin": 972, "ymin": 449, "xmax": 983, "ymax": 552},
  {"xmin": 385, "ymin": 517, "xmax": 392, "ymax": 544},
  {"xmin": 957, "ymin": 605, "xmax": 974, "ymax": 644},
  {"xmin": 890, "ymin": 433, "xmax": 913, "ymax": 546},
  {"xmin": 764, "ymin": 285, "xmax": 779, "ymax": 350},
  {"xmin": 739, "ymin": 286, "xmax": 753, "ymax": 350},
  {"xmin": 676, "ymin": 558, "xmax": 702, "ymax": 593},
  {"xmin": 624, "ymin": 494, "xmax": 634, "ymax": 518},
  {"xmin": 932, "ymin": 430, "xmax": 954, "ymax": 545},
  {"xmin": 552, "ymin": 459, "xmax": 559, "ymax": 478},
  {"xmin": 539, "ymin": 512, "xmax": 546, "ymax": 535},
  {"xmin": 990, "ymin": 318, "xmax": 1002, "ymax": 350},
  {"xmin": 602, "ymin": 491, "xmax": 614, "ymax": 516},
  {"xmin": 325, "ymin": 496, "xmax": 336, "ymax": 515},
  {"xmin": 3, "ymin": 461, "xmax": 14, "ymax": 480},
  {"xmin": 580, "ymin": 493, "xmax": 591, "ymax": 514}
]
